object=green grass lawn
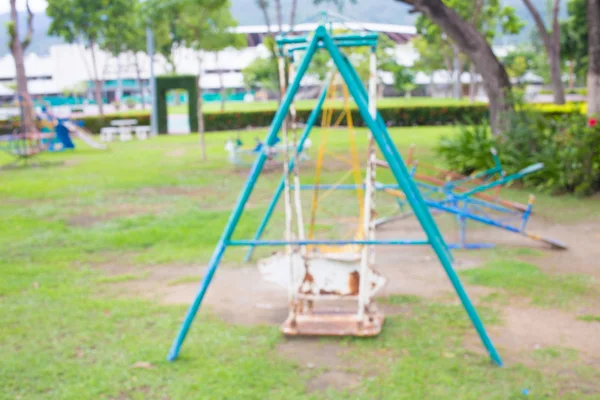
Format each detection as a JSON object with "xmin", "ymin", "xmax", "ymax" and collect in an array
[
  {"xmin": 1, "ymin": 126, "xmax": 599, "ymax": 399},
  {"xmin": 160, "ymin": 96, "xmax": 478, "ymax": 115}
]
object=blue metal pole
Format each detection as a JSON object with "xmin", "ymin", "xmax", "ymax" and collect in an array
[
  {"xmin": 167, "ymin": 32, "xmax": 321, "ymax": 362},
  {"xmin": 231, "ymin": 239, "xmax": 430, "ymax": 246},
  {"xmin": 520, "ymin": 195, "xmax": 535, "ymax": 231},
  {"xmin": 242, "ymin": 76, "xmax": 331, "ymax": 263},
  {"xmin": 459, "ymin": 163, "xmax": 544, "ymax": 198},
  {"xmin": 293, "ymin": 184, "xmax": 402, "ymax": 190},
  {"xmin": 322, "ymin": 28, "xmax": 503, "ymax": 366}
]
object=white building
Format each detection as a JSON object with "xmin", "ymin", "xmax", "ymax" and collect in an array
[
  {"xmin": 0, "ymin": 23, "xmax": 530, "ymax": 106},
  {"xmin": 0, "ymin": 22, "xmax": 419, "ymax": 105}
]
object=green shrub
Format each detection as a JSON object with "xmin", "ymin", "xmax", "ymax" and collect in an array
[
  {"xmin": 437, "ymin": 119, "xmax": 496, "ymax": 175},
  {"xmin": 539, "ymin": 88, "xmax": 587, "ymax": 96},
  {"xmin": 436, "ymin": 109, "xmax": 600, "ymax": 195},
  {"xmin": 74, "ymin": 112, "xmax": 151, "ymax": 133},
  {"xmin": 71, "ymin": 104, "xmax": 490, "ymax": 133}
]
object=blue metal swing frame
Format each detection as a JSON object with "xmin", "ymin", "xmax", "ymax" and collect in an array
[{"xmin": 166, "ymin": 25, "xmax": 503, "ymax": 366}]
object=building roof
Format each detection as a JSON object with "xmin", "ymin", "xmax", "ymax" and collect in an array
[
  {"xmin": 234, "ymin": 22, "xmax": 417, "ymax": 35},
  {"xmin": 239, "ymin": 22, "xmax": 417, "ymax": 47},
  {"xmin": 0, "ymin": 53, "xmax": 53, "ymax": 80}
]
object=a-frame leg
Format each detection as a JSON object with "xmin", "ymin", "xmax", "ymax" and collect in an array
[
  {"xmin": 166, "ymin": 33, "xmax": 321, "ymax": 361},
  {"xmin": 243, "ymin": 76, "xmax": 332, "ymax": 263},
  {"xmin": 322, "ymin": 27, "xmax": 503, "ymax": 366}
]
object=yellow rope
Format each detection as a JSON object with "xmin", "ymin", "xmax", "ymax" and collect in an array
[
  {"xmin": 308, "ymin": 76, "xmax": 336, "ymax": 240},
  {"xmin": 306, "ymin": 72, "xmax": 366, "ymax": 256},
  {"xmin": 342, "ymin": 84, "xmax": 365, "ymax": 238}
]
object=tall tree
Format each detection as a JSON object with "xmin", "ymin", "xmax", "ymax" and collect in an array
[
  {"xmin": 522, "ymin": 0, "xmax": 565, "ymax": 104},
  {"xmin": 274, "ymin": 0, "xmax": 283, "ymax": 32},
  {"xmin": 468, "ymin": 0, "xmax": 483, "ymax": 101},
  {"xmin": 561, "ymin": 0, "xmax": 587, "ymax": 85},
  {"xmin": 256, "ymin": 0, "xmax": 272, "ymax": 32},
  {"xmin": 144, "ymin": 0, "xmax": 186, "ymax": 73},
  {"xmin": 289, "ymin": 0, "xmax": 299, "ymax": 26},
  {"xmin": 8, "ymin": 0, "xmax": 36, "ymax": 133},
  {"xmin": 502, "ymin": 48, "xmax": 536, "ymax": 84},
  {"xmin": 117, "ymin": 3, "xmax": 150, "ymax": 110},
  {"xmin": 242, "ymin": 55, "xmax": 279, "ymax": 93},
  {"xmin": 412, "ymin": 36, "xmax": 447, "ymax": 95},
  {"xmin": 47, "ymin": 0, "xmax": 110, "ymax": 116},
  {"xmin": 415, "ymin": 0, "xmax": 523, "ymax": 100},
  {"xmin": 396, "ymin": 0, "xmax": 513, "ymax": 135},
  {"xmin": 101, "ymin": 0, "xmax": 137, "ymax": 110},
  {"xmin": 178, "ymin": 0, "xmax": 243, "ymax": 159},
  {"xmin": 392, "ymin": 65, "xmax": 416, "ymax": 97},
  {"xmin": 588, "ymin": 0, "xmax": 600, "ymax": 116}
]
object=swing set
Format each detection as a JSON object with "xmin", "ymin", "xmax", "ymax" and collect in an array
[{"xmin": 167, "ymin": 16, "xmax": 504, "ymax": 367}]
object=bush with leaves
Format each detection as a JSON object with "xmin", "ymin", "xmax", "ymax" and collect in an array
[{"xmin": 436, "ymin": 109, "xmax": 600, "ymax": 195}]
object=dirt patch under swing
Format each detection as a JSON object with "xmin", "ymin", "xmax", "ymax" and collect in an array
[{"xmin": 94, "ymin": 215, "xmax": 600, "ymax": 392}]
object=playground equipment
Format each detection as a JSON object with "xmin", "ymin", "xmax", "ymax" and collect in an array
[
  {"xmin": 100, "ymin": 119, "xmax": 151, "ymax": 142},
  {"xmin": 167, "ymin": 16, "xmax": 504, "ymax": 367},
  {"xmin": 373, "ymin": 148, "xmax": 567, "ymax": 250},
  {"xmin": 1, "ymin": 110, "xmax": 106, "ymax": 166},
  {"xmin": 224, "ymin": 134, "xmax": 312, "ymax": 167},
  {"xmin": 61, "ymin": 120, "xmax": 107, "ymax": 150},
  {"xmin": 0, "ymin": 130, "xmax": 54, "ymax": 163}
]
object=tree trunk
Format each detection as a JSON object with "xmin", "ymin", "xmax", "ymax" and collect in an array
[
  {"xmin": 397, "ymin": 0, "xmax": 512, "ymax": 135},
  {"xmin": 257, "ymin": 0, "xmax": 272, "ymax": 32},
  {"xmin": 134, "ymin": 53, "xmax": 145, "ymax": 110},
  {"xmin": 522, "ymin": 0, "xmax": 565, "ymax": 104},
  {"xmin": 216, "ymin": 52, "xmax": 226, "ymax": 112},
  {"xmin": 89, "ymin": 39, "xmax": 104, "ymax": 116},
  {"xmin": 469, "ymin": 0, "xmax": 482, "ymax": 103},
  {"xmin": 115, "ymin": 51, "xmax": 122, "ymax": 111},
  {"xmin": 289, "ymin": 0, "xmax": 298, "ymax": 27},
  {"xmin": 275, "ymin": 0, "xmax": 283, "ymax": 32},
  {"xmin": 568, "ymin": 61, "xmax": 575, "ymax": 91},
  {"xmin": 588, "ymin": 0, "xmax": 600, "ymax": 116},
  {"xmin": 197, "ymin": 54, "xmax": 206, "ymax": 161},
  {"xmin": 469, "ymin": 63, "xmax": 478, "ymax": 102},
  {"xmin": 9, "ymin": 0, "xmax": 36, "ymax": 134},
  {"xmin": 443, "ymin": 53, "xmax": 453, "ymax": 97},
  {"xmin": 452, "ymin": 43, "xmax": 461, "ymax": 99}
]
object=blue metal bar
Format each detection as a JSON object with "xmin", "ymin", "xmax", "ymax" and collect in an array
[
  {"xmin": 428, "ymin": 201, "xmax": 524, "ymax": 235},
  {"xmin": 276, "ymin": 36, "xmax": 308, "ymax": 46},
  {"xmin": 167, "ymin": 31, "xmax": 321, "ymax": 362},
  {"xmin": 325, "ymin": 29, "xmax": 503, "ymax": 366},
  {"xmin": 461, "ymin": 196, "xmax": 520, "ymax": 215},
  {"xmin": 242, "ymin": 75, "xmax": 332, "ymax": 264},
  {"xmin": 231, "ymin": 239, "xmax": 429, "ymax": 246},
  {"xmin": 447, "ymin": 242, "xmax": 496, "ymax": 250},
  {"xmin": 459, "ymin": 163, "xmax": 544, "ymax": 198},
  {"xmin": 445, "ymin": 165, "xmax": 503, "ymax": 189},
  {"xmin": 520, "ymin": 195, "xmax": 535, "ymax": 231},
  {"xmin": 295, "ymin": 184, "xmax": 402, "ymax": 190},
  {"xmin": 331, "ymin": 32, "xmax": 379, "ymax": 41},
  {"xmin": 339, "ymin": 53, "xmax": 454, "ymax": 263},
  {"xmin": 287, "ymin": 39, "xmax": 378, "ymax": 55}
]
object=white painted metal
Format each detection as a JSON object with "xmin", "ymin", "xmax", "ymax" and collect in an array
[
  {"xmin": 357, "ymin": 48, "xmax": 378, "ymax": 321},
  {"xmin": 288, "ymin": 61, "xmax": 306, "ymax": 249},
  {"xmin": 278, "ymin": 55, "xmax": 297, "ymax": 318},
  {"xmin": 258, "ymin": 252, "xmax": 387, "ymax": 297}
]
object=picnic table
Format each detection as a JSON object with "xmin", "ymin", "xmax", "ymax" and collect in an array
[{"xmin": 100, "ymin": 119, "xmax": 151, "ymax": 142}]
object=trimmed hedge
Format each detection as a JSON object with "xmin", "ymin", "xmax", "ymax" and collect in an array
[
  {"xmin": 3, "ymin": 102, "xmax": 585, "ymax": 134},
  {"xmin": 73, "ymin": 104, "xmax": 490, "ymax": 133}
]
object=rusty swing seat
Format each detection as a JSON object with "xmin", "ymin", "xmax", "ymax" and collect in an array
[{"xmin": 258, "ymin": 244, "xmax": 388, "ymax": 336}]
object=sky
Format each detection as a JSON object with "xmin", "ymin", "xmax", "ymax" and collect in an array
[{"xmin": 0, "ymin": 0, "xmax": 48, "ymax": 13}]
